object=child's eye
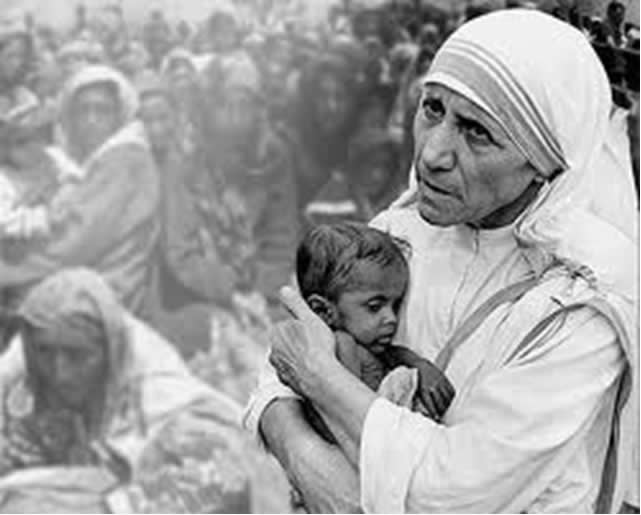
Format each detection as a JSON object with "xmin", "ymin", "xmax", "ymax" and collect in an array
[{"xmin": 366, "ymin": 301, "xmax": 383, "ymax": 313}]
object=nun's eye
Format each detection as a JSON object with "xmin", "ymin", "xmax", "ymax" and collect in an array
[
  {"xmin": 459, "ymin": 118, "xmax": 494, "ymax": 146},
  {"xmin": 421, "ymin": 96, "xmax": 445, "ymax": 120}
]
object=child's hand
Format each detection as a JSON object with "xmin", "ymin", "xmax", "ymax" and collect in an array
[
  {"xmin": 334, "ymin": 332, "xmax": 386, "ymax": 391},
  {"xmin": 414, "ymin": 359, "xmax": 455, "ymax": 421},
  {"xmin": 379, "ymin": 345, "xmax": 455, "ymax": 420}
]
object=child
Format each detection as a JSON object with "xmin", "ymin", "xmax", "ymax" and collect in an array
[{"xmin": 295, "ymin": 222, "xmax": 454, "ymax": 441}]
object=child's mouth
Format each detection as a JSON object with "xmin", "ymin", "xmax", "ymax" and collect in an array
[{"xmin": 373, "ymin": 334, "xmax": 394, "ymax": 348}]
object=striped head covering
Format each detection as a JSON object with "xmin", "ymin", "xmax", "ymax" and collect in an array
[
  {"xmin": 394, "ymin": 10, "xmax": 638, "ymax": 511},
  {"xmin": 425, "ymin": 14, "xmax": 567, "ymax": 176},
  {"xmin": 399, "ymin": 9, "xmax": 637, "ymax": 301}
]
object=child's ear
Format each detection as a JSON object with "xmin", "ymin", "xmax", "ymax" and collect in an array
[{"xmin": 306, "ymin": 294, "xmax": 339, "ymax": 328}]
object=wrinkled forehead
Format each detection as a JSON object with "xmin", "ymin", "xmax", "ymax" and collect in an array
[{"xmin": 420, "ymin": 81, "xmax": 507, "ymax": 137}]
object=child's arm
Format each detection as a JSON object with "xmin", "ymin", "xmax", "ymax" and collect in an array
[{"xmin": 379, "ymin": 345, "xmax": 456, "ymax": 420}]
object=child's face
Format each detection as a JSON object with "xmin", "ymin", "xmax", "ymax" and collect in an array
[{"xmin": 334, "ymin": 260, "xmax": 407, "ymax": 353}]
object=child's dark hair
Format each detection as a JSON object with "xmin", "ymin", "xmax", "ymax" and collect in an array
[{"xmin": 296, "ymin": 222, "xmax": 410, "ymax": 302}]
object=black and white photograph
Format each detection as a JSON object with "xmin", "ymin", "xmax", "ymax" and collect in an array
[{"xmin": 0, "ymin": 0, "xmax": 638, "ymax": 512}]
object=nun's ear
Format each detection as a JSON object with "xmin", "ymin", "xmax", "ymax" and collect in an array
[{"xmin": 306, "ymin": 294, "xmax": 339, "ymax": 328}]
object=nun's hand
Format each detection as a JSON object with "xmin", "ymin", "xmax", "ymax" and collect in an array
[{"xmin": 268, "ymin": 287, "xmax": 337, "ymax": 397}]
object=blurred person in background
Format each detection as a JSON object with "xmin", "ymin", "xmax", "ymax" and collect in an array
[
  {"xmin": 175, "ymin": 20, "xmax": 192, "ymax": 49},
  {"xmin": 116, "ymin": 40, "xmax": 151, "ymax": 83},
  {"xmin": 57, "ymin": 38, "xmax": 106, "ymax": 82},
  {"xmin": 142, "ymin": 8, "xmax": 173, "ymax": 71},
  {"xmin": 260, "ymin": 27, "xmax": 299, "ymax": 125},
  {"xmin": 27, "ymin": 46, "xmax": 62, "ymax": 103},
  {"xmin": 0, "ymin": 12, "xmax": 37, "ymax": 120},
  {"xmin": 288, "ymin": 54, "xmax": 362, "ymax": 214},
  {"xmin": 605, "ymin": 0, "xmax": 628, "ymax": 47},
  {"xmin": 206, "ymin": 3, "xmax": 245, "ymax": 58},
  {"xmin": 0, "ymin": 66, "xmax": 159, "ymax": 318},
  {"xmin": 0, "ymin": 268, "xmax": 251, "ymax": 513},
  {"xmin": 70, "ymin": 3, "xmax": 89, "ymax": 39},
  {"xmin": 205, "ymin": 56, "xmax": 299, "ymax": 316},
  {"xmin": 304, "ymin": 127, "xmax": 403, "ymax": 225},
  {"xmin": 161, "ymin": 47, "xmax": 210, "ymax": 154},
  {"xmin": 91, "ymin": 4, "xmax": 129, "ymax": 64},
  {"xmin": 137, "ymin": 71, "xmax": 256, "ymax": 358}
]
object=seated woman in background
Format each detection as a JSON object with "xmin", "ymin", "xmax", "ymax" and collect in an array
[
  {"xmin": 204, "ymin": 56, "xmax": 299, "ymax": 316},
  {"xmin": 0, "ymin": 268, "xmax": 251, "ymax": 513},
  {"xmin": 0, "ymin": 65, "xmax": 160, "ymax": 318}
]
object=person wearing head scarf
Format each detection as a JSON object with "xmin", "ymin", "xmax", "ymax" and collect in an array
[
  {"xmin": 57, "ymin": 39, "xmax": 106, "ymax": 82},
  {"xmin": 0, "ymin": 65, "xmax": 160, "ymax": 318},
  {"xmin": 0, "ymin": 11, "xmax": 37, "ymax": 121},
  {"xmin": 205, "ymin": 55, "xmax": 299, "ymax": 316},
  {"xmin": 136, "ymin": 70, "xmax": 256, "ymax": 357},
  {"xmin": 0, "ymin": 100, "xmax": 83, "ymax": 246},
  {"xmin": 0, "ymin": 268, "xmax": 251, "ymax": 512},
  {"xmin": 142, "ymin": 9, "xmax": 173, "ymax": 71},
  {"xmin": 93, "ymin": 4, "xmax": 129, "ymax": 65},
  {"xmin": 245, "ymin": 9, "xmax": 638, "ymax": 513},
  {"xmin": 206, "ymin": 1, "xmax": 244, "ymax": 56},
  {"xmin": 115, "ymin": 40, "xmax": 151, "ymax": 83},
  {"xmin": 160, "ymin": 47, "xmax": 211, "ymax": 154}
]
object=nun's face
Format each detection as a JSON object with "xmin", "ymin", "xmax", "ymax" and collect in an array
[
  {"xmin": 413, "ymin": 84, "xmax": 538, "ymax": 228},
  {"xmin": 24, "ymin": 321, "xmax": 107, "ymax": 410}
]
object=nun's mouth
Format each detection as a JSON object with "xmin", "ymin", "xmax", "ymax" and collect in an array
[{"xmin": 419, "ymin": 177, "xmax": 454, "ymax": 197}]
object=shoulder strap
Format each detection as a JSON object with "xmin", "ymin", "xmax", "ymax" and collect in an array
[
  {"xmin": 506, "ymin": 297, "xmax": 633, "ymax": 514},
  {"xmin": 434, "ymin": 275, "xmax": 540, "ymax": 370}
]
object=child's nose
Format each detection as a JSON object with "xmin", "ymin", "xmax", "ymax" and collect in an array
[{"xmin": 381, "ymin": 306, "xmax": 397, "ymax": 326}]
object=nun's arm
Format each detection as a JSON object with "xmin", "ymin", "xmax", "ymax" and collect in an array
[
  {"xmin": 267, "ymin": 302, "xmax": 379, "ymax": 466},
  {"xmin": 259, "ymin": 398, "xmax": 362, "ymax": 513}
]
